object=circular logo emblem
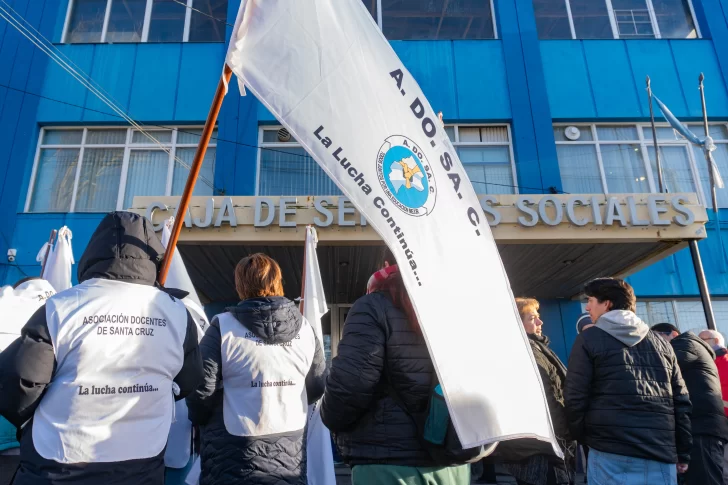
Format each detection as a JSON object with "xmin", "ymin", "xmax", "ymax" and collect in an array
[{"xmin": 376, "ymin": 136, "xmax": 437, "ymax": 217}]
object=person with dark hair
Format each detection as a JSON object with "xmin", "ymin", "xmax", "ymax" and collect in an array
[
  {"xmin": 0, "ymin": 211, "xmax": 203, "ymax": 485},
  {"xmin": 565, "ymin": 277, "xmax": 692, "ymax": 485},
  {"xmin": 320, "ymin": 247, "xmax": 471, "ymax": 485},
  {"xmin": 186, "ymin": 253, "xmax": 327, "ymax": 485},
  {"xmin": 495, "ymin": 298, "xmax": 574, "ymax": 485},
  {"xmin": 653, "ymin": 323, "xmax": 728, "ymax": 485}
]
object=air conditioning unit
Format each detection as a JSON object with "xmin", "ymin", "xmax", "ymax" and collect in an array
[{"xmin": 564, "ymin": 126, "xmax": 581, "ymax": 141}]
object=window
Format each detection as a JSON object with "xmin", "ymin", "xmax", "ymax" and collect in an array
[
  {"xmin": 363, "ymin": 0, "xmax": 497, "ymax": 40},
  {"xmin": 636, "ymin": 299, "xmax": 728, "ymax": 339},
  {"xmin": 569, "ymin": 0, "xmax": 614, "ymax": 38},
  {"xmin": 533, "ymin": 0, "xmax": 699, "ymax": 39},
  {"xmin": 26, "ymin": 126, "xmax": 216, "ymax": 213},
  {"xmin": 64, "ymin": 0, "xmax": 228, "ymax": 43},
  {"xmin": 257, "ymin": 124, "xmax": 516, "ymax": 196},
  {"xmin": 554, "ymin": 123, "xmax": 728, "ymax": 208},
  {"xmin": 447, "ymin": 125, "xmax": 517, "ymax": 195}
]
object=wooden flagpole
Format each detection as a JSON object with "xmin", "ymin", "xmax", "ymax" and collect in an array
[{"xmin": 158, "ymin": 64, "xmax": 233, "ymax": 285}]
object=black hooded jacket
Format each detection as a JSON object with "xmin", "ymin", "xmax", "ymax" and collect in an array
[
  {"xmin": 0, "ymin": 212, "xmax": 203, "ymax": 485},
  {"xmin": 565, "ymin": 311, "xmax": 692, "ymax": 465},
  {"xmin": 320, "ymin": 291, "xmax": 436, "ymax": 467},
  {"xmin": 670, "ymin": 332, "xmax": 728, "ymax": 441},
  {"xmin": 186, "ymin": 296, "xmax": 327, "ymax": 485}
]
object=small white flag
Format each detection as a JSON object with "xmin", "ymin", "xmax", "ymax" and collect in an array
[
  {"xmin": 36, "ymin": 227, "xmax": 74, "ymax": 293},
  {"xmin": 302, "ymin": 226, "xmax": 336, "ymax": 485}
]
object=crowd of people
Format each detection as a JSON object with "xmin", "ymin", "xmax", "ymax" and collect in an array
[{"xmin": 0, "ymin": 211, "xmax": 727, "ymax": 485}]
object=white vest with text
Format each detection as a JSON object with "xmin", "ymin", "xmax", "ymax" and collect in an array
[
  {"xmin": 218, "ymin": 312, "xmax": 316, "ymax": 437},
  {"xmin": 33, "ymin": 278, "xmax": 188, "ymax": 464},
  {"xmin": 0, "ymin": 280, "xmax": 55, "ymax": 351}
]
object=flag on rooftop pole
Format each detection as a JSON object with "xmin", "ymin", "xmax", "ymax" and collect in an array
[
  {"xmin": 652, "ymin": 95, "xmax": 724, "ymax": 189},
  {"xmin": 226, "ymin": 0, "xmax": 559, "ymax": 452},
  {"xmin": 301, "ymin": 226, "xmax": 336, "ymax": 485}
]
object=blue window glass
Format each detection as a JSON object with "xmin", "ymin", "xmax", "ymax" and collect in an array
[
  {"xmin": 148, "ymin": 0, "xmax": 186, "ymax": 42},
  {"xmin": 106, "ymin": 0, "xmax": 147, "ymax": 43},
  {"xmin": 66, "ymin": 0, "xmax": 107, "ymax": 43},
  {"xmin": 381, "ymin": 0, "xmax": 495, "ymax": 40},
  {"xmin": 189, "ymin": 0, "xmax": 229, "ymax": 42}
]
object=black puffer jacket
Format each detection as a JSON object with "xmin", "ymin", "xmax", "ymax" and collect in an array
[
  {"xmin": 565, "ymin": 310, "xmax": 692, "ymax": 464},
  {"xmin": 671, "ymin": 332, "xmax": 728, "ymax": 441},
  {"xmin": 320, "ymin": 291, "xmax": 435, "ymax": 466},
  {"xmin": 0, "ymin": 211, "xmax": 203, "ymax": 485},
  {"xmin": 186, "ymin": 297, "xmax": 327, "ymax": 485}
]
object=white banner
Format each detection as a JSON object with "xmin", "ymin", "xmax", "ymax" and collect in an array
[
  {"xmin": 302, "ymin": 226, "xmax": 336, "ymax": 485},
  {"xmin": 227, "ymin": 0, "xmax": 558, "ymax": 452}
]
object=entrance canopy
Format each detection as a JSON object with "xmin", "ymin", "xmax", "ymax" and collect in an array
[{"xmin": 131, "ymin": 194, "xmax": 707, "ymax": 304}]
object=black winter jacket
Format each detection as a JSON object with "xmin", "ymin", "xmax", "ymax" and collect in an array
[
  {"xmin": 0, "ymin": 211, "xmax": 203, "ymax": 485},
  {"xmin": 186, "ymin": 297, "xmax": 327, "ymax": 485},
  {"xmin": 565, "ymin": 321, "xmax": 692, "ymax": 464},
  {"xmin": 671, "ymin": 332, "xmax": 728, "ymax": 441},
  {"xmin": 320, "ymin": 291, "xmax": 436, "ymax": 467}
]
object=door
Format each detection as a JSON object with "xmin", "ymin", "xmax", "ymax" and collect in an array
[{"xmin": 330, "ymin": 304, "xmax": 352, "ymax": 358}]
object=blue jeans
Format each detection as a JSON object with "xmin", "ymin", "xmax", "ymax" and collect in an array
[
  {"xmin": 164, "ymin": 455, "xmax": 195, "ymax": 485},
  {"xmin": 588, "ymin": 449, "xmax": 677, "ymax": 485}
]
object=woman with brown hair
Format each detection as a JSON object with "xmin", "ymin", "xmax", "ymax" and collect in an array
[
  {"xmin": 187, "ymin": 253, "xmax": 326, "ymax": 485},
  {"xmin": 320, "ymin": 248, "xmax": 470, "ymax": 485},
  {"xmin": 496, "ymin": 298, "xmax": 575, "ymax": 485}
]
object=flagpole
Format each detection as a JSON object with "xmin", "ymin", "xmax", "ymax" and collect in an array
[
  {"xmin": 300, "ymin": 227, "xmax": 309, "ymax": 315},
  {"xmin": 158, "ymin": 65, "xmax": 233, "ymax": 285},
  {"xmin": 692, "ymin": 72, "xmax": 718, "ymax": 331},
  {"xmin": 700, "ymin": 73, "xmax": 719, "ymax": 212},
  {"xmin": 40, "ymin": 229, "xmax": 57, "ymax": 279},
  {"xmin": 646, "ymin": 76, "xmax": 664, "ymax": 193}
]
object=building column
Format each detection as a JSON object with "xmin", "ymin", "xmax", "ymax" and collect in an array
[{"xmin": 496, "ymin": 0, "xmax": 563, "ymax": 194}]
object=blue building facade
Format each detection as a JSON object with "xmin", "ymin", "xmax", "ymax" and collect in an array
[{"xmin": 3, "ymin": 0, "xmax": 728, "ymax": 360}]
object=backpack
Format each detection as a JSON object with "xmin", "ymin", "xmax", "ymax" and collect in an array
[{"xmin": 389, "ymin": 372, "xmax": 498, "ymax": 466}]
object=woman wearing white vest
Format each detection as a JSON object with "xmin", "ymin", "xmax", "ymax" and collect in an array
[
  {"xmin": 187, "ymin": 253, "xmax": 327, "ymax": 485},
  {"xmin": 0, "ymin": 277, "xmax": 56, "ymax": 485},
  {"xmin": 0, "ymin": 212, "xmax": 203, "ymax": 485}
]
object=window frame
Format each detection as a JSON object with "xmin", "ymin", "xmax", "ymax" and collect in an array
[
  {"xmin": 61, "ymin": 0, "xmax": 225, "ymax": 44},
  {"xmin": 256, "ymin": 123, "xmax": 517, "ymax": 196},
  {"xmin": 536, "ymin": 0, "xmax": 701, "ymax": 39},
  {"xmin": 371, "ymin": 0, "xmax": 499, "ymax": 40},
  {"xmin": 25, "ymin": 126, "xmax": 216, "ymax": 213},
  {"xmin": 554, "ymin": 122, "xmax": 728, "ymax": 207},
  {"xmin": 636, "ymin": 298, "xmax": 728, "ymax": 336}
]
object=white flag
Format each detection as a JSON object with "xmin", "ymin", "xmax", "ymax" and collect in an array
[
  {"xmin": 36, "ymin": 227, "xmax": 74, "ymax": 293},
  {"xmin": 227, "ymin": 0, "xmax": 558, "ymax": 452},
  {"xmin": 160, "ymin": 217, "xmax": 209, "ymax": 470},
  {"xmin": 302, "ymin": 226, "xmax": 336, "ymax": 485}
]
